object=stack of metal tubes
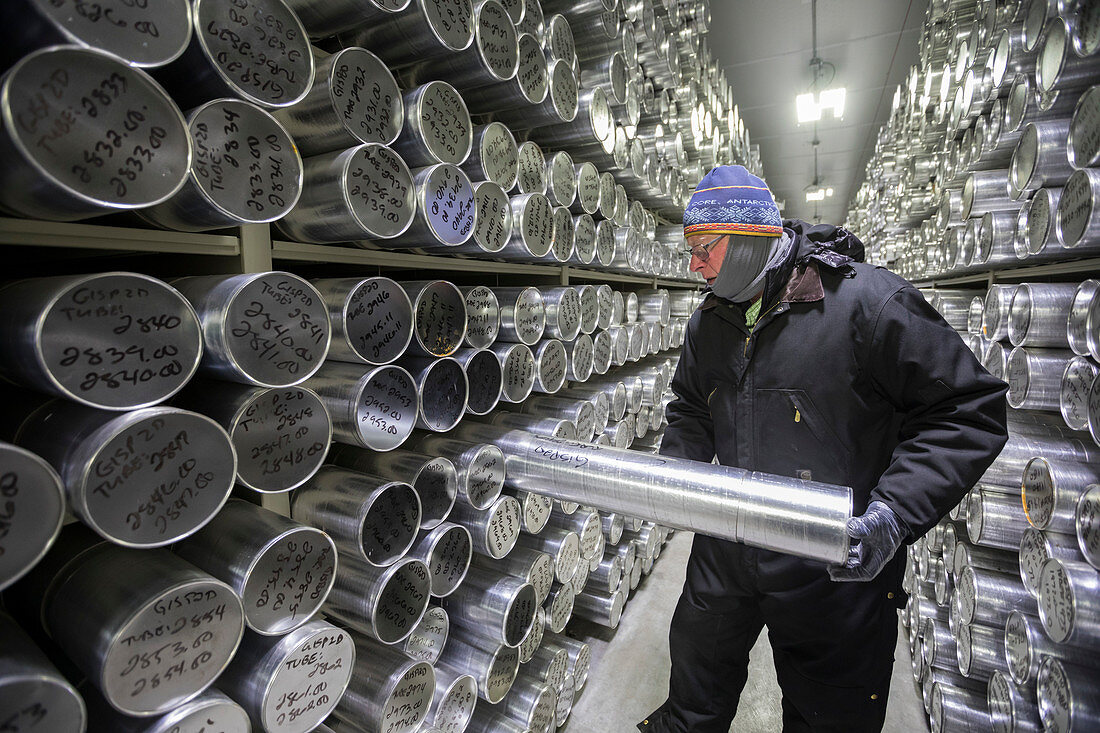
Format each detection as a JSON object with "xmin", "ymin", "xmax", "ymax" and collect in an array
[
  {"xmin": 848, "ymin": 0, "xmax": 1100, "ymax": 280},
  {"xmin": 0, "ymin": 266, "xmax": 856, "ymax": 732},
  {"xmin": 0, "ymin": 0, "xmax": 758, "ymax": 284},
  {"xmin": 904, "ymin": 275, "xmax": 1100, "ymax": 733},
  {"xmin": 0, "ymin": 1, "xmax": 862, "ymax": 731}
]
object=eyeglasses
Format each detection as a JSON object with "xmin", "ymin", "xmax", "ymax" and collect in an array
[{"xmin": 682, "ymin": 233, "xmax": 728, "ymax": 263}]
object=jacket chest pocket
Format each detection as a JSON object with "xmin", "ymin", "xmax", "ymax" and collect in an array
[{"xmin": 753, "ymin": 388, "xmax": 850, "ymax": 484}]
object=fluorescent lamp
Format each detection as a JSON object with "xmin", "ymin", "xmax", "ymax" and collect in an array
[
  {"xmin": 804, "ymin": 187, "xmax": 834, "ymax": 202},
  {"xmin": 796, "ymin": 92, "xmax": 820, "ymax": 123},
  {"xmin": 819, "ymin": 87, "xmax": 846, "ymax": 119},
  {"xmin": 795, "ymin": 87, "xmax": 847, "ymax": 123}
]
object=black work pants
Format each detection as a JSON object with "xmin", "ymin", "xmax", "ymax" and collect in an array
[{"xmin": 642, "ymin": 535, "xmax": 903, "ymax": 733}]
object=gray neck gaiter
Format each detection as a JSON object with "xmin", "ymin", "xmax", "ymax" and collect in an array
[{"xmin": 711, "ymin": 232, "xmax": 791, "ymax": 303}]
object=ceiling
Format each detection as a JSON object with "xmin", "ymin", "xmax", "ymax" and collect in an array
[{"xmin": 711, "ymin": 0, "xmax": 928, "ymax": 225}]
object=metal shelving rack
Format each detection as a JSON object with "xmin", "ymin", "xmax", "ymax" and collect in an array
[
  {"xmin": 0, "ymin": 217, "xmax": 700, "ymax": 290},
  {"xmin": 912, "ymin": 257, "xmax": 1100, "ymax": 289},
  {"xmin": 0, "ymin": 216, "xmax": 698, "ymax": 517}
]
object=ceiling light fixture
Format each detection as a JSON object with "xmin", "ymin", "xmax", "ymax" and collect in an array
[
  {"xmin": 804, "ymin": 187, "xmax": 834, "ymax": 202},
  {"xmin": 796, "ymin": 87, "xmax": 846, "ymax": 124}
]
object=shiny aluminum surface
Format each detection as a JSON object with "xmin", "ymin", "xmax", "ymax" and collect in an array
[
  {"xmin": 449, "ymin": 494, "xmax": 521, "ymax": 559},
  {"xmin": 1076, "ymin": 485, "xmax": 1100, "ymax": 570},
  {"xmin": 409, "ymin": 435, "xmax": 505, "ymax": 510},
  {"xmin": 442, "ymin": 566, "xmax": 537, "ymax": 647},
  {"xmin": 1037, "ymin": 656, "xmax": 1100, "ymax": 733},
  {"xmin": 495, "ymin": 286, "xmax": 547, "ymax": 345},
  {"xmin": 550, "ymin": 205, "xmax": 575, "ymax": 262},
  {"xmin": 514, "ymin": 141, "xmax": 547, "ymax": 195},
  {"xmin": 394, "ymin": 82, "xmax": 473, "ymax": 167},
  {"xmin": 344, "ymin": 0, "xmax": 475, "ymax": 66},
  {"xmin": 42, "ymin": 543, "xmax": 244, "ymax": 716},
  {"xmin": 404, "ymin": 605, "xmax": 448, "ymax": 663},
  {"xmin": 427, "ymin": 666, "xmax": 477, "ymax": 733},
  {"xmin": 502, "ymin": 192, "xmax": 555, "ymax": 262},
  {"xmin": 462, "ymin": 122, "xmax": 519, "ymax": 190},
  {"xmin": 437, "ymin": 628, "xmax": 518, "ymax": 704},
  {"xmin": 0, "ymin": 273, "xmax": 202, "ymax": 410},
  {"xmin": 453, "ymin": 347, "xmax": 504, "ymax": 416},
  {"xmin": 3, "ymin": 0, "xmax": 192, "ymax": 68},
  {"xmin": 564, "ymin": 334, "xmax": 594, "ymax": 383},
  {"xmin": 304, "ymin": 362, "xmax": 417, "ymax": 451},
  {"xmin": 292, "ymin": 465, "xmax": 420, "ymax": 566},
  {"xmin": 174, "ymin": 381, "xmax": 331, "ymax": 493},
  {"xmin": 461, "ymin": 286, "xmax": 501, "ymax": 349},
  {"xmin": 0, "ymin": 442, "xmax": 64, "ymax": 592},
  {"xmin": 324, "ymin": 554, "xmax": 431, "ymax": 644},
  {"xmin": 408, "ymin": 522, "xmax": 472, "ymax": 597},
  {"xmin": 532, "ymin": 339, "xmax": 568, "ymax": 394},
  {"xmin": 400, "ymin": 355, "xmax": 469, "ymax": 432},
  {"xmin": 273, "ymin": 47, "xmax": 403, "ymax": 155},
  {"xmin": 218, "ymin": 620, "xmax": 354, "ymax": 733},
  {"xmin": 174, "ymin": 499, "xmax": 336, "ymax": 635},
  {"xmin": 170, "ymin": 0, "xmax": 314, "ymax": 109},
  {"xmin": 315, "ymin": 276, "xmax": 413, "ymax": 366},
  {"xmin": 1057, "ymin": 168, "xmax": 1100, "ymax": 249},
  {"xmin": 471, "ymin": 180, "xmax": 513, "ymax": 255},
  {"xmin": 173, "ymin": 272, "xmax": 330, "ymax": 387},
  {"xmin": 331, "ymin": 445, "xmax": 456, "ymax": 529},
  {"xmin": 403, "ymin": 0, "xmax": 519, "ymax": 90},
  {"xmin": 402, "ymin": 280, "xmax": 469, "ymax": 358},
  {"xmin": 1038, "ymin": 556, "xmax": 1100, "ymax": 647},
  {"xmin": 333, "ymin": 634, "xmax": 435, "ymax": 732},
  {"xmin": 140, "ymin": 98, "xmax": 303, "ymax": 231},
  {"xmin": 276, "ymin": 143, "xmax": 416, "ymax": 243},
  {"xmin": 15, "ymin": 402, "xmax": 236, "ymax": 547},
  {"xmin": 0, "ymin": 46, "xmax": 191, "ymax": 220},
  {"xmin": 476, "ymin": 428, "xmax": 852, "ymax": 564},
  {"xmin": 393, "ymin": 164, "xmax": 476, "ymax": 249}
]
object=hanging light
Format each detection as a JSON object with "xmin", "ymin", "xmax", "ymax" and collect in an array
[{"xmin": 795, "ymin": 87, "xmax": 846, "ymax": 124}]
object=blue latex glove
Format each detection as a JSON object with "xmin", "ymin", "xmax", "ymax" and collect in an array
[{"xmin": 828, "ymin": 500, "xmax": 908, "ymax": 582}]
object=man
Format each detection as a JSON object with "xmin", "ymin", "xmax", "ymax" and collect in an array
[{"xmin": 638, "ymin": 165, "xmax": 1007, "ymax": 732}]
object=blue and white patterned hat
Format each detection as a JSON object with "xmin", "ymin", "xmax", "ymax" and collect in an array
[{"xmin": 683, "ymin": 165, "xmax": 783, "ymax": 238}]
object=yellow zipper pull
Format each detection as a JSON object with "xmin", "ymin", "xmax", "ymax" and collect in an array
[{"xmin": 794, "ymin": 408, "xmax": 801, "ymax": 423}]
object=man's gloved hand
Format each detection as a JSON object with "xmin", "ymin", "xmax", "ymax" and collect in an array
[{"xmin": 828, "ymin": 500, "xmax": 908, "ymax": 582}]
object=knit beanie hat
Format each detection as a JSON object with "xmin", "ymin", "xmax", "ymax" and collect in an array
[{"xmin": 683, "ymin": 165, "xmax": 783, "ymax": 238}]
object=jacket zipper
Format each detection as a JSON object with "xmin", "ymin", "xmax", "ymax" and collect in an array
[{"xmin": 743, "ymin": 301, "xmax": 784, "ymax": 357}]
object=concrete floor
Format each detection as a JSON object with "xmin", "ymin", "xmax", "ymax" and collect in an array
[{"xmin": 565, "ymin": 532, "xmax": 930, "ymax": 732}]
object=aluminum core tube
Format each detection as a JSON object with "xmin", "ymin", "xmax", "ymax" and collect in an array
[
  {"xmin": 407, "ymin": 522, "xmax": 473, "ymax": 597},
  {"xmin": 303, "ymin": 362, "xmax": 418, "ymax": 451},
  {"xmin": 12, "ymin": 401, "xmax": 237, "ymax": 548},
  {"xmin": 409, "ymin": 434, "xmax": 506, "ymax": 510},
  {"xmin": 453, "ymin": 348, "xmax": 505, "ymax": 416},
  {"xmin": 437, "ymin": 626, "xmax": 519, "ymax": 704},
  {"xmin": 216, "ymin": 620, "xmax": 355, "ymax": 733},
  {"xmin": 18, "ymin": 537, "xmax": 245, "ymax": 717},
  {"xmin": 292, "ymin": 465, "xmax": 421, "ymax": 566},
  {"xmin": 0, "ymin": 273, "xmax": 203, "ymax": 410},
  {"xmin": 324, "ymin": 553, "xmax": 431, "ymax": 645},
  {"xmin": 0, "ymin": 442, "xmax": 64, "ymax": 592},
  {"xmin": 442, "ymin": 566, "xmax": 538, "ymax": 648},
  {"xmin": 473, "ymin": 426, "xmax": 852, "ymax": 563},
  {"xmin": 313, "ymin": 276, "xmax": 415, "ymax": 366},
  {"xmin": 173, "ymin": 499, "xmax": 337, "ymax": 635},
  {"xmin": 329, "ymin": 445, "xmax": 458, "ymax": 529},
  {"xmin": 0, "ymin": 612, "xmax": 86, "ymax": 732},
  {"xmin": 332, "ymin": 633, "xmax": 435, "ymax": 733}
]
